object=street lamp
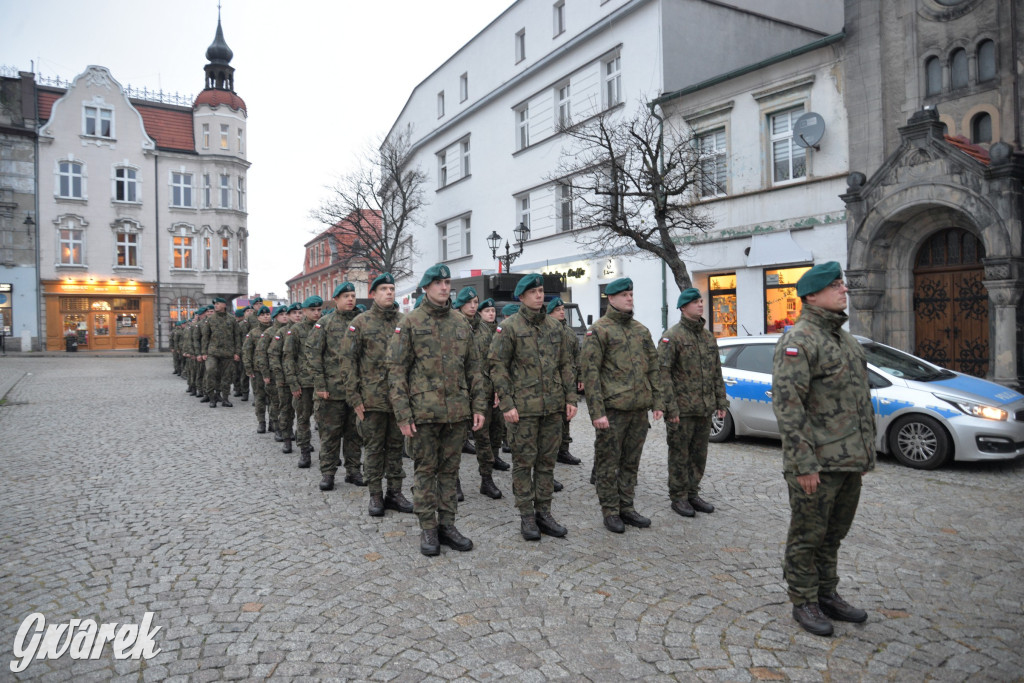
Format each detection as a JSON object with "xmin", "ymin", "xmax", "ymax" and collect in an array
[
  {"xmin": 23, "ymin": 212, "xmax": 35, "ymax": 234},
  {"xmin": 487, "ymin": 222, "xmax": 531, "ymax": 272}
]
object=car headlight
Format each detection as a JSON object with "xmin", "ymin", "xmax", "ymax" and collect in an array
[{"xmin": 934, "ymin": 394, "xmax": 1008, "ymax": 421}]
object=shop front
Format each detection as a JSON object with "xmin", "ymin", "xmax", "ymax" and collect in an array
[{"xmin": 43, "ymin": 280, "xmax": 155, "ymax": 351}]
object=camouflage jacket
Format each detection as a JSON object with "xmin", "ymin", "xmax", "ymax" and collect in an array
[
  {"xmin": 283, "ymin": 318, "xmax": 317, "ymax": 391},
  {"xmin": 771, "ymin": 305, "xmax": 876, "ymax": 475},
  {"xmin": 255, "ymin": 321, "xmax": 282, "ymax": 379},
  {"xmin": 169, "ymin": 327, "xmax": 179, "ymax": 353},
  {"xmin": 467, "ymin": 314, "xmax": 494, "ymax": 399},
  {"xmin": 340, "ymin": 302, "xmax": 401, "ymax": 412},
  {"xmin": 558, "ymin": 318, "xmax": 581, "ymax": 384},
  {"xmin": 488, "ymin": 304, "xmax": 577, "ymax": 417},
  {"xmin": 268, "ymin": 322, "xmax": 292, "ymax": 385},
  {"xmin": 201, "ymin": 311, "xmax": 241, "ymax": 358},
  {"xmin": 187, "ymin": 321, "xmax": 204, "ymax": 356},
  {"xmin": 387, "ymin": 297, "xmax": 487, "ymax": 426},
  {"xmin": 658, "ymin": 315, "xmax": 729, "ymax": 419},
  {"xmin": 307, "ymin": 308, "xmax": 359, "ymax": 399},
  {"xmin": 581, "ymin": 305, "xmax": 663, "ymax": 419},
  {"xmin": 242, "ymin": 320, "xmax": 271, "ymax": 376}
]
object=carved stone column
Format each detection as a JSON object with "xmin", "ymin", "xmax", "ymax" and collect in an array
[
  {"xmin": 846, "ymin": 269, "xmax": 886, "ymax": 338},
  {"xmin": 982, "ymin": 257, "xmax": 1024, "ymax": 389}
]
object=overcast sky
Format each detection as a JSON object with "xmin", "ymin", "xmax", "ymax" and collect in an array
[{"xmin": 1, "ymin": 0, "xmax": 513, "ymax": 297}]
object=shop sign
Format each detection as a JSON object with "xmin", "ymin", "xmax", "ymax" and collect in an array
[
  {"xmin": 542, "ymin": 262, "xmax": 589, "ymax": 283},
  {"xmin": 600, "ymin": 258, "xmax": 621, "ymax": 280}
]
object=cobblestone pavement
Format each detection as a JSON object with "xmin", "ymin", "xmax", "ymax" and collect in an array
[{"xmin": 1, "ymin": 355, "xmax": 1022, "ymax": 682}]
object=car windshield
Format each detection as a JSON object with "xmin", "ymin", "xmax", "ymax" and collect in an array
[{"xmin": 861, "ymin": 342, "xmax": 954, "ymax": 381}]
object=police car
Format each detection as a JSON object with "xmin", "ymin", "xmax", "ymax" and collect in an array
[{"xmin": 710, "ymin": 335, "xmax": 1024, "ymax": 469}]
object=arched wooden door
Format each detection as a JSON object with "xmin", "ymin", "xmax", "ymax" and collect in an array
[{"xmin": 913, "ymin": 228, "xmax": 989, "ymax": 377}]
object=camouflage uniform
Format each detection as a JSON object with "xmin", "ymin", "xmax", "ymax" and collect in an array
[
  {"xmin": 482, "ymin": 318, "xmax": 505, "ymax": 459},
  {"xmin": 308, "ymin": 308, "xmax": 362, "ymax": 477},
  {"xmin": 581, "ymin": 305, "xmax": 664, "ymax": 517},
  {"xmin": 201, "ymin": 310, "xmax": 241, "ymax": 400},
  {"xmin": 659, "ymin": 315, "xmax": 729, "ymax": 502},
  {"xmin": 341, "ymin": 302, "xmax": 405, "ymax": 494},
  {"xmin": 234, "ymin": 314, "xmax": 252, "ymax": 397},
  {"xmin": 557, "ymin": 320, "xmax": 581, "ymax": 455},
  {"xmin": 255, "ymin": 320, "xmax": 283, "ymax": 435},
  {"xmin": 268, "ymin": 323, "xmax": 294, "ymax": 438},
  {"xmin": 283, "ymin": 317, "xmax": 318, "ymax": 451},
  {"xmin": 387, "ymin": 297, "xmax": 487, "ymax": 530},
  {"xmin": 170, "ymin": 325, "xmax": 182, "ymax": 375},
  {"xmin": 242, "ymin": 319, "xmax": 272, "ymax": 429},
  {"xmin": 468, "ymin": 314, "xmax": 497, "ymax": 476},
  {"xmin": 488, "ymin": 305, "xmax": 577, "ymax": 516},
  {"xmin": 772, "ymin": 304, "xmax": 876, "ymax": 606}
]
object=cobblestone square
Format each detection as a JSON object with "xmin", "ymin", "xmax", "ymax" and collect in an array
[{"xmin": 1, "ymin": 355, "xmax": 1022, "ymax": 681}]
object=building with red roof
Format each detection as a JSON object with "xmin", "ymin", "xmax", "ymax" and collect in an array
[{"xmin": 286, "ymin": 211, "xmax": 383, "ymax": 305}]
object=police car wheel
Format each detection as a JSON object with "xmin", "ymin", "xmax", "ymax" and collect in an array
[
  {"xmin": 709, "ymin": 410, "xmax": 734, "ymax": 443},
  {"xmin": 889, "ymin": 414, "xmax": 951, "ymax": 470}
]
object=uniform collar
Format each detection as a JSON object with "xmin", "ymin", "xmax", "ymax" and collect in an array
[
  {"xmin": 422, "ymin": 296, "xmax": 450, "ymax": 317},
  {"xmin": 680, "ymin": 314, "xmax": 705, "ymax": 333},
  {"xmin": 520, "ymin": 305, "xmax": 546, "ymax": 326},
  {"xmin": 800, "ymin": 304, "xmax": 849, "ymax": 331},
  {"xmin": 605, "ymin": 304, "xmax": 633, "ymax": 325}
]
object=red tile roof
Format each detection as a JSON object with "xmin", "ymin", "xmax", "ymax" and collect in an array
[
  {"xmin": 134, "ymin": 103, "xmax": 195, "ymax": 152},
  {"xmin": 194, "ymin": 89, "xmax": 247, "ymax": 112},
  {"xmin": 37, "ymin": 89, "xmax": 62, "ymax": 121},
  {"xmin": 944, "ymin": 134, "xmax": 991, "ymax": 165}
]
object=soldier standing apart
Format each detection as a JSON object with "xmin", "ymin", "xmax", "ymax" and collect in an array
[
  {"xmin": 772, "ymin": 262, "xmax": 875, "ymax": 637},
  {"xmin": 581, "ymin": 277, "xmax": 664, "ymax": 534},
  {"xmin": 340, "ymin": 273, "xmax": 413, "ymax": 515},
  {"xmin": 478, "ymin": 299, "xmax": 511, "ymax": 473},
  {"xmin": 489, "ymin": 274, "xmax": 578, "ymax": 541},
  {"xmin": 255, "ymin": 306, "xmax": 287, "ymax": 438},
  {"xmin": 308, "ymin": 283, "xmax": 364, "ymax": 490},
  {"xmin": 270, "ymin": 304, "xmax": 303, "ymax": 453},
  {"xmin": 659, "ymin": 288, "xmax": 729, "ymax": 517},
  {"xmin": 453, "ymin": 286, "xmax": 503, "ymax": 500},
  {"xmin": 387, "ymin": 264, "xmax": 487, "ymax": 557},
  {"xmin": 200, "ymin": 297, "xmax": 242, "ymax": 408},
  {"xmin": 243, "ymin": 305, "xmax": 273, "ymax": 434},
  {"xmin": 284, "ymin": 296, "xmax": 323, "ymax": 468},
  {"xmin": 547, "ymin": 297, "xmax": 583, "ymax": 466}
]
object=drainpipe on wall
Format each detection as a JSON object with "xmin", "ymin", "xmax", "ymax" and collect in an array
[
  {"xmin": 154, "ymin": 155, "xmax": 163, "ymax": 351},
  {"xmin": 31, "ymin": 74, "xmax": 41, "ymax": 352},
  {"xmin": 1011, "ymin": 0, "xmax": 1021, "ymax": 148}
]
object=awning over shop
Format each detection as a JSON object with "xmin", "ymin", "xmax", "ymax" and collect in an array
[{"xmin": 745, "ymin": 231, "xmax": 813, "ymax": 267}]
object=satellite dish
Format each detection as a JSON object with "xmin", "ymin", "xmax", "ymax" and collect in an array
[{"xmin": 794, "ymin": 112, "xmax": 825, "ymax": 150}]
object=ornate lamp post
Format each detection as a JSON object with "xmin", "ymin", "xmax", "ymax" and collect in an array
[{"xmin": 487, "ymin": 222, "xmax": 531, "ymax": 273}]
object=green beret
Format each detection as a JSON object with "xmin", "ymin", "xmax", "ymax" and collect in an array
[
  {"xmin": 414, "ymin": 295, "xmax": 423, "ymax": 309},
  {"xmin": 796, "ymin": 261, "xmax": 843, "ymax": 297},
  {"xmin": 197, "ymin": 306, "xmax": 209, "ymax": 315},
  {"xmin": 332, "ymin": 282, "xmax": 355, "ymax": 297},
  {"xmin": 676, "ymin": 288, "xmax": 701, "ymax": 308},
  {"xmin": 234, "ymin": 308, "xmax": 246, "ymax": 318},
  {"xmin": 302, "ymin": 295, "xmax": 324, "ymax": 308},
  {"xmin": 257, "ymin": 305, "xmax": 271, "ymax": 316},
  {"xmin": 546, "ymin": 297, "xmax": 564, "ymax": 314},
  {"xmin": 355, "ymin": 304, "xmax": 367, "ymax": 313},
  {"xmin": 287, "ymin": 303, "xmax": 301, "ymax": 313},
  {"xmin": 514, "ymin": 273, "xmax": 544, "ymax": 299},
  {"xmin": 501, "ymin": 303, "xmax": 520, "ymax": 317},
  {"xmin": 272, "ymin": 305, "xmax": 287, "ymax": 318},
  {"xmin": 604, "ymin": 278, "xmax": 633, "ymax": 296},
  {"xmin": 370, "ymin": 273, "xmax": 395, "ymax": 292},
  {"xmin": 479, "ymin": 298, "xmax": 495, "ymax": 311},
  {"xmin": 418, "ymin": 263, "xmax": 451, "ymax": 288},
  {"xmin": 453, "ymin": 286, "xmax": 478, "ymax": 309}
]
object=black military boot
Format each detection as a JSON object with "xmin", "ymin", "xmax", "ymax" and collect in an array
[
  {"xmin": 282, "ymin": 436, "xmax": 293, "ymax": 454},
  {"xmin": 187, "ymin": 387, "xmax": 197, "ymax": 396},
  {"xmin": 298, "ymin": 447, "xmax": 312, "ymax": 468},
  {"xmin": 492, "ymin": 454, "xmax": 510, "ymax": 471},
  {"xmin": 671, "ymin": 499, "xmax": 696, "ymax": 517},
  {"xmin": 319, "ymin": 474, "xmax": 334, "ymax": 491},
  {"xmin": 209, "ymin": 394, "xmax": 218, "ymax": 408},
  {"xmin": 818, "ymin": 593, "xmax": 868, "ymax": 623},
  {"xmin": 384, "ymin": 489, "xmax": 413, "ymax": 513},
  {"xmin": 590, "ymin": 468, "xmax": 596, "ymax": 485},
  {"xmin": 240, "ymin": 392, "xmax": 248, "ymax": 401},
  {"xmin": 438, "ymin": 524, "xmax": 473, "ymax": 551},
  {"xmin": 257, "ymin": 421, "xmax": 266, "ymax": 434},
  {"xmin": 620, "ymin": 510, "xmax": 651, "ymax": 528},
  {"xmin": 462, "ymin": 439, "xmax": 476, "ymax": 455},
  {"xmin": 603, "ymin": 514, "xmax": 625, "ymax": 534},
  {"xmin": 553, "ymin": 479, "xmax": 564, "ymax": 492},
  {"xmin": 368, "ymin": 492, "xmax": 385, "ymax": 517},
  {"xmin": 556, "ymin": 448, "xmax": 581, "ymax": 465},
  {"xmin": 688, "ymin": 496, "xmax": 715, "ymax": 514},
  {"xmin": 420, "ymin": 529, "xmax": 440, "ymax": 556},
  {"xmin": 199, "ymin": 393, "xmax": 210, "ymax": 403},
  {"xmin": 456, "ymin": 478, "xmax": 464, "ymax": 502},
  {"xmin": 479, "ymin": 475, "xmax": 502, "ymax": 499},
  {"xmin": 536, "ymin": 510, "xmax": 567, "ymax": 537},
  {"xmin": 521, "ymin": 514, "xmax": 541, "ymax": 541},
  {"xmin": 219, "ymin": 393, "xmax": 233, "ymax": 408},
  {"xmin": 344, "ymin": 471, "xmax": 366, "ymax": 486},
  {"xmin": 792, "ymin": 603, "xmax": 834, "ymax": 636},
  {"xmin": 274, "ymin": 430, "xmax": 284, "ymax": 442},
  {"xmin": 501, "ymin": 439, "xmax": 511, "ymax": 453}
]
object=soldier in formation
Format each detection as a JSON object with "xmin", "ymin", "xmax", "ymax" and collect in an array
[
  {"xmin": 270, "ymin": 304, "xmax": 303, "ymax": 452},
  {"xmin": 201, "ymin": 297, "xmax": 242, "ymax": 408},
  {"xmin": 547, "ymin": 297, "xmax": 583, "ymax": 466},
  {"xmin": 477, "ymin": 299, "xmax": 511, "ymax": 474},
  {"xmin": 242, "ymin": 305, "xmax": 274, "ymax": 434},
  {"xmin": 283, "ymin": 296, "xmax": 323, "ymax": 468}
]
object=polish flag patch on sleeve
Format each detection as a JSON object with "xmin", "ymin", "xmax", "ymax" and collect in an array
[
  {"xmin": 585, "ymin": 330, "xmax": 593, "ymax": 336},
  {"xmin": 785, "ymin": 346, "xmax": 799, "ymax": 356},
  {"xmin": 348, "ymin": 325, "xmax": 356, "ymax": 332},
  {"xmin": 496, "ymin": 327, "xmax": 503, "ymax": 334},
  {"xmin": 394, "ymin": 327, "xmax": 402, "ymax": 334},
  {"xmin": 661, "ymin": 337, "xmax": 670, "ymax": 344}
]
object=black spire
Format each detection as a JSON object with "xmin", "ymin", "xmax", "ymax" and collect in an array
[{"xmin": 203, "ymin": 6, "xmax": 235, "ymax": 91}]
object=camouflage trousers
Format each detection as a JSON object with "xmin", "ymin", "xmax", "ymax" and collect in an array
[
  {"xmin": 173, "ymin": 352, "xmax": 182, "ymax": 374},
  {"xmin": 251, "ymin": 371, "xmax": 268, "ymax": 425},
  {"xmin": 276, "ymin": 383, "xmax": 295, "ymax": 437},
  {"xmin": 292, "ymin": 387, "xmax": 315, "ymax": 449},
  {"xmin": 204, "ymin": 356, "xmax": 234, "ymax": 397},
  {"xmin": 594, "ymin": 408, "xmax": 650, "ymax": 516},
  {"xmin": 783, "ymin": 471, "xmax": 862, "ymax": 605},
  {"xmin": 472, "ymin": 403, "xmax": 498, "ymax": 476},
  {"xmin": 560, "ymin": 412, "xmax": 572, "ymax": 452},
  {"xmin": 185, "ymin": 358, "xmax": 197, "ymax": 389},
  {"xmin": 506, "ymin": 412, "xmax": 561, "ymax": 515},
  {"xmin": 316, "ymin": 398, "xmax": 361, "ymax": 476},
  {"xmin": 263, "ymin": 376, "xmax": 280, "ymax": 431},
  {"xmin": 666, "ymin": 415, "xmax": 712, "ymax": 501},
  {"xmin": 489, "ymin": 404, "xmax": 504, "ymax": 458},
  {"xmin": 408, "ymin": 421, "xmax": 469, "ymax": 530},
  {"xmin": 233, "ymin": 360, "xmax": 248, "ymax": 396},
  {"xmin": 361, "ymin": 410, "xmax": 405, "ymax": 495}
]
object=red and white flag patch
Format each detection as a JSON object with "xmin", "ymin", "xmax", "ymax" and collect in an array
[
  {"xmin": 496, "ymin": 327, "xmax": 503, "ymax": 334},
  {"xmin": 348, "ymin": 325, "xmax": 356, "ymax": 332},
  {"xmin": 394, "ymin": 327, "xmax": 402, "ymax": 334},
  {"xmin": 785, "ymin": 347, "xmax": 799, "ymax": 356},
  {"xmin": 661, "ymin": 337, "xmax": 670, "ymax": 343}
]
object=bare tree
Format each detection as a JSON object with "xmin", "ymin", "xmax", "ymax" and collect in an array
[
  {"xmin": 553, "ymin": 102, "xmax": 715, "ymax": 291},
  {"xmin": 311, "ymin": 126, "xmax": 426, "ymax": 281}
]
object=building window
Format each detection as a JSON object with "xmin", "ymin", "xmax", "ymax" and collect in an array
[
  {"xmin": 604, "ymin": 55, "xmax": 621, "ymax": 108},
  {"xmin": 116, "ymin": 231, "xmax": 138, "ymax": 267},
  {"xmin": 925, "ymin": 57, "xmax": 942, "ymax": 96},
  {"xmin": 114, "ymin": 166, "xmax": 139, "ymax": 203},
  {"xmin": 237, "ymin": 177, "xmax": 246, "ymax": 211},
  {"xmin": 770, "ymin": 108, "xmax": 807, "ymax": 184},
  {"xmin": 765, "ymin": 266, "xmax": 811, "ymax": 333},
  {"xmin": 977, "ymin": 40, "xmax": 996, "ymax": 82},
  {"xmin": 556, "ymin": 183, "xmax": 573, "ymax": 232},
  {"xmin": 460, "ymin": 73, "xmax": 468, "ymax": 102},
  {"xmin": 516, "ymin": 105, "xmax": 530, "ymax": 150},
  {"xmin": 460, "ymin": 139, "xmax": 471, "ymax": 177},
  {"xmin": 221, "ymin": 237, "xmax": 231, "ymax": 270},
  {"xmin": 698, "ymin": 129, "xmax": 727, "ymax": 197},
  {"xmin": 170, "ymin": 296, "xmax": 198, "ymax": 324},
  {"xmin": 439, "ymin": 224, "xmax": 448, "ymax": 261},
  {"xmin": 59, "ymin": 225, "xmax": 84, "ymax": 265},
  {"xmin": 437, "ymin": 91, "xmax": 445, "ymax": 118},
  {"xmin": 203, "ymin": 235, "xmax": 212, "ymax": 270},
  {"xmin": 238, "ymin": 234, "xmax": 247, "ymax": 271},
  {"xmin": 463, "ymin": 217, "xmax": 472, "ymax": 256},
  {"xmin": 556, "ymin": 83, "xmax": 571, "ymax": 129},
  {"xmin": 172, "ymin": 234, "xmax": 194, "ymax": 269},
  {"xmin": 84, "ymin": 105, "xmax": 113, "ymax": 138},
  {"xmin": 237, "ymin": 127, "xmax": 245, "ymax": 154},
  {"xmin": 515, "ymin": 29, "xmax": 526, "ymax": 63},
  {"xmin": 971, "ymin": 112, "xmax": 992, "ymax": 143},
  {"xmin": 553, "ymin": 0, "xmax": 565, "ymax": 36},
  {"xmin": 58, "ymin": 161, "xmax": 84, "ymax": 199},
  {"xmin": 202, "ymin": 124, "xmax": 210, "ymax": 149},
  {"xmin": 518, "ymin": 194, "xmax": 531, "ymax": 230},
  {"xmin": 950, "ymin": 48, "xmax": 968, "ymax": 89},
  {"xmin": 202, "ymin": 174, "xmax": 211, "ymax": 208},
  {"xmin": 708, "ymin": 273, "xmax": 737, "ymax": 338},
  {"xmin": 438, "ymin": 151, "xmax": 448, "ymax": 188},
  {"xmin": 220, "ymin": 124, "xmax": 229, "ymax": 150},
  {"xmin": 219, "ymin": 174, "xmax": 231, "ymax": 208},
  {"xmin": 171, "ymin": 172, "xmax": 193, "ymax": 208}
]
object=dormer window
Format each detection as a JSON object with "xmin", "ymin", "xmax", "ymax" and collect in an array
[{"xmin": 84, "ymin": 106, "xmax": 113, "ymax": 138}]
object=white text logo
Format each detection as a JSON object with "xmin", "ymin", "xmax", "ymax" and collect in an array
[{"xmin": 11, "ymin": 612, "xmax": 161, "ymax": 673}]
